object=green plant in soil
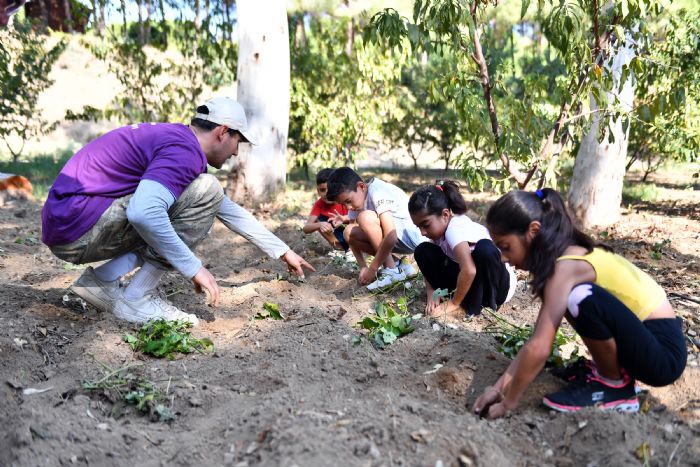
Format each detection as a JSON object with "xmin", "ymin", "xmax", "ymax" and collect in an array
[
  {"xmin": 254, "ymin": 302, "xmax": 284, "ymax": 320},
  {"xmin": 356, "ymin": 296, "xmax": 422, "ymax": 349},
  {"xmin": 82, "ymin": 361, "xmax": 174, "ymax": 422},
  {"xmin": 483, "ymin": 309, "xmax": 580, "ymax": 368},
  {"xmin": 123, "ymin": 319, "xmax": 214, "ymax": 360},
  {"xmin": 650, "ymin": 239, "xmax": 671, "ymax": 260}
]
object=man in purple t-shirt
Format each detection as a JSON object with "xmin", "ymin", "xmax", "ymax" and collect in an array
[{"xmin": 42, "ymin": 97, "xmax": 314, "ymax": 325}]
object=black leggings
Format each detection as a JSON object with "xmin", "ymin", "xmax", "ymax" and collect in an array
[
  {"xmin": 414, "ymin": 239, "xmax": 510, "ymax": 315},
  {"xmin": 568, "ymin": 283, "xmax": 687, "ymax": 387}
]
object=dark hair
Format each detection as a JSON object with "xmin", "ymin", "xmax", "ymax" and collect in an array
[
  {"xmin": 408, "ymin": 180, "xmax": 467, "ymax": 216},
  {"xmin": 486, "ymin": 188, "xmax": 596, "ymax": 299},
  {"xmin": 316, "ymin": 168, "xmax": 335, "ymax": 185},
  {"xmin": 190, "ymin": 105, "xmax": 243, "ymax": 140},
  {"xmin": 326, "ymin": 167, "xmax": 362, "ymax": 201}
]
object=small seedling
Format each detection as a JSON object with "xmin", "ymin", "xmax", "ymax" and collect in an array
[
  {"xmin": 82, "ymin": 361, "xmax": 174, "ymax": 422},
  {"xmin": 356, "ymin": 296, "xmax": 421, "ymax": 348},
  {"xmin": 634, "ymin": 441, "xmax": 652, "ymax": 467},
  {"xmin": 650, "ymin": 239, "xmax": 671, "ymax": 260},
  {"xmin": 123, "ymin": 319, "xmax": 214, "ymax": 360},
  {"xmin": 254, "ymin": 302, "xmax": 284, "ymax": 320},
  {"xmin": 483, "ymin": 309, "xmax": 580, "ymax": 367}
]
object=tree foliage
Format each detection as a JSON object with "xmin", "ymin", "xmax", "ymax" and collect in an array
[
  {"xmin": 365, "ymin": 0, "xmax": 693, "ymax": 190},
  {"xmin": 288, "ymin": 15, "xmax": 403, "ymax": 174},
  {"xmin": 0, "ymin": 17, "xmax": 66, "ymax": 161}
]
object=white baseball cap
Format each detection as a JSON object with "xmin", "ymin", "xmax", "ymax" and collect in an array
[{"xmin": 194, "ymin": 96, "xmax": 257, "ymax": 145}]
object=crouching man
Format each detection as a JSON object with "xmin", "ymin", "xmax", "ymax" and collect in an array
[{"xmin": 42, "ymin": 97, "xmax": 314, "ymax": 325}]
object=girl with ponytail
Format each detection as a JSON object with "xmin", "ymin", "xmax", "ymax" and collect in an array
[
  {"xmin": 408, "ymin": 180, "xmax": 517, "ymax": 317},
  {"xmin": 473, "ymin": 188, "xmax": 686, "ymax": 419}
]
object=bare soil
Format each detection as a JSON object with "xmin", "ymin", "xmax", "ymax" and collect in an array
[{"xmin": 1, "ymin": 169, "xmax": 699, "ymax": 467}]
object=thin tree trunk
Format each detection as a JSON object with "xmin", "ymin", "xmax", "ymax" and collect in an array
[
  {"xmin": 120, "ymin": 0, "xmax": 128, "ymax": 39},
  {"xmin": 158, "ymin": 0, "xmax": 167, "ymax": 47},
  {"xmin": 136, "ymin": 0, "xmax": 145, "ymax": 44},
  {"xmin": 194, "ymin": 0, "xmax": 201, "ymax": 29},
  {"xmin": 345, "ymin": 17, "xmax": 354, "ymax": 56},
  {"xmin": 38, "ymin": 0, "xmax": 49, "ymax": 32},
  {"xmin": 229, "ymin": 0, "xmax": 290, "ymax": 206},
  {"xmin": 63, "ymin": 0, "xmax": 73, "ymax": 33},
  {"xmin": 98, "ymin": 0, "xmax": 106, "ymax": 34},
  {"xmin": 145, "ymin": 0, "xmax": 152, "ymax": 44}
]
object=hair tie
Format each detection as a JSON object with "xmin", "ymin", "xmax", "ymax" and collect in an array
[
  {"xmin": 435, "ymin": 184, "xmax": 444, "ymax": 192},
  {"xmin": 535, "ymin": 189, "xmax": 544, "ymax": 200}
]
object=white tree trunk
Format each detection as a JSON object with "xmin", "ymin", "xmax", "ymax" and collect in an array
[
  {"xmin": 568, "ymin": 39, "xmax": 635, "ymax": 228},
  {"xmin": 229, "ymin": 0, "xmax": 290, "ymax": 206}
]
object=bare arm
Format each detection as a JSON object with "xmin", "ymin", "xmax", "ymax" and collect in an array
[
  {"xmin": 474, "ymin": 261, "xmax": 581, "ymax": 418},
  {"xmin": 368, "ymin": 211, "xmax": 398, "ymax": 271},
  {"xmin": 450, "ymin": 242, "xmax": 477, "ymax": 306}
]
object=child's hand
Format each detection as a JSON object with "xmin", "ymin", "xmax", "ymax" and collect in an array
[
  {"xmin": 473, "ymin": 386, "xmax": 504, "ymax": 419},
  {"xmin": 358, "ymin": 266, "xmax": 377, "ymax": 285},
  {"xmin": 329, "ymin": 210, "xmax": 344, "ymax": 228},
  {"xmin": 429, "ymin": 299, "xmax": 462, "ymax": 319},
  {"xmin": 319, "ymin": 222, "xmax": 333, "ymax": 233}
]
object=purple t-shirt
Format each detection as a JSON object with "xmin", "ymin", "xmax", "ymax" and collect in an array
[{"xmin": 42, "ymin": 123, "xmax": 207, "ymax": 246}]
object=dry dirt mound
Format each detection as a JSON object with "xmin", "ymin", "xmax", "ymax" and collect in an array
[{"xmin": 1, "ymin": 183, "xmax": 699, "ymax": 466}]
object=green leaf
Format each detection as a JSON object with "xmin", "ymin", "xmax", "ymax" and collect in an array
[
  {"xmin": 263, "ymin": 302, "xmax": 283, "ymax": 320},
  {"xmin": 520, "ymin": 0, "xmax": 530, "ymax": 20}
]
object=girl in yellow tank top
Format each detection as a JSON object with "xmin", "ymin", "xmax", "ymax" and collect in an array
[{"xmin": 471, "ymin": 188, "xmax": 686, "ymax": 420}]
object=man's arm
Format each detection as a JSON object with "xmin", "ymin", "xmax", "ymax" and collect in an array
[
  {"xmin": 127, "ymin": 180, "xmax": 220, "ymax": 305},
  {"xmin": 127, "ymin": 179, "xmax": 201, "ymax": 278}
]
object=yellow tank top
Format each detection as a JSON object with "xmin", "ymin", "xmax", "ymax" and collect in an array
[{"xmin": 556, "ymin": 248, "xmax": 666, "ymax": 321}]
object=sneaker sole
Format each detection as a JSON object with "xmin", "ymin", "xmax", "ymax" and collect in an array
[
  {"xmin": 69, "ymin": 284, "xmax": 112, "ymax": 312},
  {"xmin": 542, "ymin": 396, "xmax": 640, "ymax": 413}
]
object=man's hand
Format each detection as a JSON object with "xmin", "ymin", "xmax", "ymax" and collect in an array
[
  {"xmin": 319, "ymin": 221, "xmax": 333, "ymax": 233},
  {"xmin": 358, "ymin": 266, "xmax": 377, "ymax": 285},
  {"xmin": 192, "ymin": 266, "xmax": 220, "ymax": 306},
  {"xmin": 282, "ymin": 250, "xmax": 315, "ymax": 278}
]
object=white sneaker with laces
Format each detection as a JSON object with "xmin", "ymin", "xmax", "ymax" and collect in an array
[
  {"xmin": 366, "ymin": 267, "xmax": 406, "ymax": 291},
  {"xmin": 69, "ymin": 266, "xmax": 121, "ymax": 312},
  {"xmin": 113, "ymin": 292, "xmax": 199, "ymax": 325},
  {"xmin": 397, "ymin": 258, "xmax": 416, "ymax": 277}
]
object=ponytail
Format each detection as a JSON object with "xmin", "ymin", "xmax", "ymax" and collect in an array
[
  {"xmin": 408, "ymin": 180, "xmax": 468, "ymax": 216},
  {"xmin": 486, "ymin": 188, "xmax": 595, "ymax": 299}
]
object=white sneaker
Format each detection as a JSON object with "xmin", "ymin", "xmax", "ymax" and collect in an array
[
  {"xmin": 113, "ymin": 292, "xmax": 199, "ymax": 325},
  {"xmin": 69, "ymin": 266, "xmax": 121, "ymax": 312},
  {"xmin": 367, "ymin": 267, "xmax": 406, "ymax": 291},
  {"xmin": 397, "ymin": 258, "xmax": 416, "ymax": 277},
  {"xmin": 344, "ymin": 250, "xmax": 357, "ymax": 262}
]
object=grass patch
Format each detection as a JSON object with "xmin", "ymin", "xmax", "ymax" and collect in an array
[
  {"xmin": 0, "ymin": 149, "xmax": 73, "ymax": 200},
  {"xmin": 622, "ymin": 182, "xmax": 660, "ymax": 204}
]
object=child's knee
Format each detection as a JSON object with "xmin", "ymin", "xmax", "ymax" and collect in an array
[{"xmin": 356, "ymin": 210, "xmax": 379, "ymax": 227}]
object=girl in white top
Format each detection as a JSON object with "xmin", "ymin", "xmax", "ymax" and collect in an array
[{"xmin": 409, "ymin": 180, "xmax": 516, "ymax": 317}]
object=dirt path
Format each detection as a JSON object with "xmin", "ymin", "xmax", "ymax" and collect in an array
[{"xmin": 1, "ymin": 171, "xmax": 699, "ymax": 466}]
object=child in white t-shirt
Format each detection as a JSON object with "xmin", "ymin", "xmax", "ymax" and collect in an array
[
  {"xmin": 408, "ymin": 180, "xmax": 516, "ymax": 317},
  {"xmin": 326, "ymin": 167, "xmax": 426, "ymax": 290}
]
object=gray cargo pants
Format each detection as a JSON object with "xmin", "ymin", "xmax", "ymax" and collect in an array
[{"xmin": 50, "ymin": 174, "xmax": 225, "ymax": 270}]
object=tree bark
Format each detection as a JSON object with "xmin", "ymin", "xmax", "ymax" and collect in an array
[
  {"xmin": 568, "ymin": 37, "xmax": 635, "ymax": 228},
  {"xmin": 229, "ymin": 0, "xmax": 290, "ymax": 206},
  {"xmin": 62, "ymin": 0, "xmax": 73, "ymax": 32}
]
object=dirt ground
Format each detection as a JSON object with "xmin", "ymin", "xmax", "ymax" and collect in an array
[{"xmin": 1, "ymin": 169, "xmax": 699, "ymax": 467}]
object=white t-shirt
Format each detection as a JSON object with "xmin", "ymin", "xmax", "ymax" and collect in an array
[
  {"xmin": 434, "ymin": 215, "xmax": 517, "ymax": 303},
  {"xmin": 348, "ymin": 178, "xmax": 412, "ymax": 220}
]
